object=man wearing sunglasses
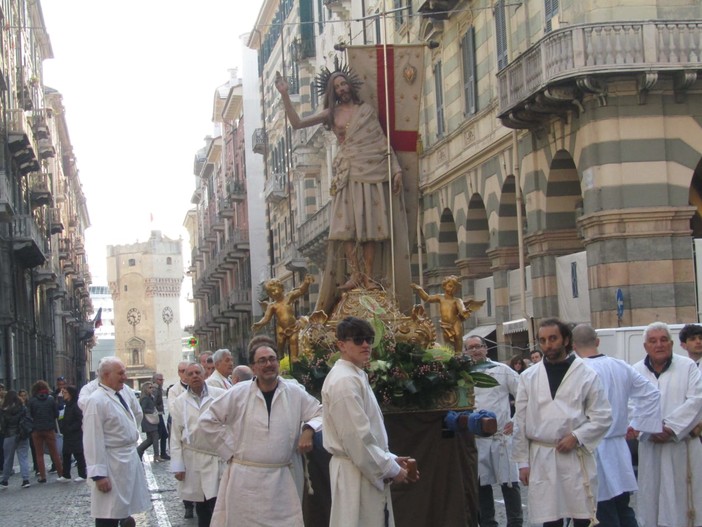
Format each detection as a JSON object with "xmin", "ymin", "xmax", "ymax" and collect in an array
[
  {"xmin": 322, "ymin": 316, "xmax": 419, "ymax": 527},
  {"xmin": 199, "ymin": 340, "xmax": 322, "ymax": 526}
]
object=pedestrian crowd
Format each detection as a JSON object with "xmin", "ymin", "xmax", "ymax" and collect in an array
[{"xmin": 1, "ymin": 316, "xmax": 701, "ymax": 527}]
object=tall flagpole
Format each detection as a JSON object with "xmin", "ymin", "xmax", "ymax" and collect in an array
[{"xmin": 380, "ymin": 1, "xmax": 396, "ymax": 297}]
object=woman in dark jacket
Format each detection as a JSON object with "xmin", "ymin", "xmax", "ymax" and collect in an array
[
  {"xmin": 136, "ymin": 382, "xmax": 162, "ymax": 462},
  {"xmin": 58, "ymin": 386, "xmax": 86, "ymax": 482},
  {"xmin": 1, "ymin": 390, "xmax": 31, "ymax": 488},
  {"xmin": 28, "ymin": 380, "xmax": 63, "ymax": 482}
]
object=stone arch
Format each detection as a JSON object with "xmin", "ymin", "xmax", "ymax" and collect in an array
[
  {"xmin": 496, "ymin": 176, "xmax": 524, "ymax": 247},
  {"xmin": 545, "ymin": 150, "xmax": 584, "ymax": 231},
  {"xmin": 466, "ymin": 193, "xmax": 489, "ymax": 258},
  {"xmin": 438, "ymin": 208, "xmax": 459, "ymax": 270},
  {"xmin": 689, "ymin": 158, "xmax": 702, "ymax": 238}
]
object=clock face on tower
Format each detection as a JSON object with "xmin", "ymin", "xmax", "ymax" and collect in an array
[
  {"xmin": 162, "ymin": 306, "xmax": 174, "ymax": 325},
  {"xmin": 127, "ymin": 308, "xmax": 141, "ymax": 326}
]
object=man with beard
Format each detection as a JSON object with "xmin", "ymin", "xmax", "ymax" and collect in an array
[
  {"xmin": 170, "ymin": 363, "xmax": 225, "ymax": 527},
  {"xmin": 199, "ymin": 340, "xmax": 322, "ymax": 526},
  {"xmin": 512, "ymin": 318, "xmax": 611, "ymax": 527}
]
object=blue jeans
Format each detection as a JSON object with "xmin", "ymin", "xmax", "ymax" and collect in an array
[
  {"xmin": 596, "ymin": 492, "xmax": 638, "ymax": 527},
  {"xmin": 2, "ymin": 434, "xmax": 30, "ymax": 481}
]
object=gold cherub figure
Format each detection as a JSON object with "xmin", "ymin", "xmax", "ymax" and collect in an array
[
  {"xmin": 252, "ymin": 275, "xmax": 314, "ymax": 361},
  {"xmin": 411, "ymin": 276, "xmax": 485, "ymax": 354}
]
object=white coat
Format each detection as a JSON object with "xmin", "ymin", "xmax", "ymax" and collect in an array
[
  {"xmin": 633, "ymin": 354, "xmax": 702, "ymax": 527},
  {"xmin": 512, "ymin": 356, "xmax": 611, "ymax": 524},
  {"xmin": 206, "ymin": 370, "xmax": 232, "ymax": 390},
  {"xmin": 473, "ymin": 359, "xmax": 520, "ymax": 485},
  {"xmin": 170, "ymin": 385, "xmax": 225, "ymax": 502},
  {"xmin": 79, "ymin": 379, "xmax": 141, "ymax": 421},
  {"xmin": 584, "ymin": 355, "xmax": 661, "ymax": 501},
  {"xmin": 83, "ymin": 385, "xmax": 151, "ymax": 519},
  {"xmin": 322, "ymin": 359, "xmax": 401, "ymax": 527},
  {"xmin": 198, "ymin": 377, "xmax": 322, "ymax": 527}
]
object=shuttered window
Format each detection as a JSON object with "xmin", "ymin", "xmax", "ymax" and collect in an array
[
  {"xmin": 545, "ymin": 0, "xmax": 559, "ymax": 33},
  {"xmin": 495, "ymin": 0, "xmax": 508, "ymax": 70},
  {"xmin": 434, "ymin": 61, "xmax": 445, "ymax": 137},
  {"xmin": 461, "ymin": 27, "xmax": 477, "ymax": 115}
]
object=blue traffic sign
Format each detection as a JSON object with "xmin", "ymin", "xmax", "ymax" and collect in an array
[{"xmin": 616, "ymin": 288, "xmax": 624, "ymax": 318}]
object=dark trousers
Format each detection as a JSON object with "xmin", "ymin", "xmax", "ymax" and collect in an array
[
  {"xmin": 62, "ymin": 448, "xmax": 86, "ymax": 479},
  {"xmin": 158, "ymin": 415, "xmax": 168, "ymax": 456},
  {"xmin": 479, "ymin": 482, "xmax": 523, "ymax": 527},
  {"xmin": 95, "ymin": 520, "xmax": 119, "ymax": 527},
  {"xmin": 195, "ymin": 497, "xmax": 217, "ymax": 527},
  {"xmin": 543, "ymin": 520, "xmax": 590, "ymax": 527},
  {"xmin": 596, "ymin": 492, "xmax": 638, "ymax": 527}
]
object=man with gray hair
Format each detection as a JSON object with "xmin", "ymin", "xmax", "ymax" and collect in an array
[
  {"xmin": 633, "ymin": 321, "xmax": 702, "ymax": 527},
  {"xmin": 79, "ymin": 358, "xmax": 140, "ymax": 417},
  {"xmin": 231, "ymin": 365, "xmax": 253, "ymax": 384},
  {"xmin": 206, "ymin": 349, "xmax": 235, "ymax": 390},
  {"xmin": 83, "ymin": 357, "xmax": 150, "ymax": 527},
  {"xmin": 572, "ymin": 324, "xmax": 661, "ymax": 527},
  {"xmin": 167, "ymin": 360, "xmax": 195, "ymax": 519}
]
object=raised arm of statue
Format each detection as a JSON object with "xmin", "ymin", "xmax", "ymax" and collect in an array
[{"xmin": 274, "ymin": 71, "xmax": 327, "ymax": 130}]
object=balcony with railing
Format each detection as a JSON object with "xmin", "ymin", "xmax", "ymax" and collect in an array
[
  {"xmin": 252, "ymin": 128, "xmax": 267, "ymax": 155},
  {"xmin": 222, "ymin": 228, "xmax": 250, "ymax": 262},
  {"xmin": 280, "ymin": 242, "xmax": 307, "ymax": 272},
  {"xmin": 12, "ymin": 214, "xmax": 46, "ymax": 268},
  {"xmin": 297, "ymin": 201, "xmax": 330, "ymax": 264},
  {"xmin": 418, "ymin": 0, "xmax": 460, "ymax": 20},
  {"xmin": 228, "ymin": 288, "xmax": 252, "ymax": 312},
  {"xmin": 6, "ymin": 108, "xmax": 40, "ymax": 175},
  {"xmin": 49, "ymin": 207, "xmax": 63, "ymax": 234},
  {"xmin": 264, "ymin": 173, "xmax": 287, "ymax": 204},
  {"xmin": 497, "ymin": 21, "xmax": 702, "ymax": 129},
  {"xmin": 29, "ymin": 172, "xmax": 52, "ymax": 207},
  {"xmin": 227, "ymin": 179, "xmax": 247, "ymax": 202}
]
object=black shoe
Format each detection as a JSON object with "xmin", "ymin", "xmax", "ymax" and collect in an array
[
  {"xmin": 184, "ymin": 509, "xmax": 194, "ymax": 519},
  {"xmin": 120, "ymin": 517, "xmax": 136, "ymax": 527},
  {"xmin": 48, "ymin": 467, "xmax": 57, "ymax": 473},
  {"xmin": 160, "ymin": 454, "xmax": 171, "ymax": 460},
  {"xmin": 0, "ymin": 481, "xmax": 8, "ymax": 489},
  {"xmin": 21, "ymin": 480, "xmax": 30, "ymax": 488},
  {"xmin": 37, "ymin": 478, "xmax": 47, "ymax": 483}
]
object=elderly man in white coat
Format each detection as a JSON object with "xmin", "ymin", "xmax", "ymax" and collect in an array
[
  {"xmin": 170, "ymin": 362, "xmax": 225, "ymax": 527},
  {"xmin": 322, "ymin": 317, "xmax": 419, "ymax": 527},
  {"xmin": 199, "ymin": 340, "xmax": 322, "ymax": 527},
  {"xmin": 206, "ymin": 349, "xmax": 234, "ymax": 390},
  {"xmin": 513, "ymin": 318, "xmax": 611, "ymax": 527},
  {"xmin": 79, "ymin": 358, "xmax": 140, "ymax": 417},
  {"xmin": 464, "ymin": 334, "xmax": 523, "ymax": 527},
  {"xmin": 633, "ymin": 321, "xmax": 702, "ymax": 527},
  {"xmin": 572, "ymin": 324, "xmax": 661, "ymax": 527},
  {"xmin": 83, "ymin": 357, "xmax": 150, "ymax": 527}
]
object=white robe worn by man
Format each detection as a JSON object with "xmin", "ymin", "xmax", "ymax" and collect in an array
[
  {"xmin": 585, "ymin": 355, "xmax": 661, "ymax": 501},
  {"xmin": 83, "ymin": 359, "xmax": 151, "ymax": 521},
  {"xmin": 170, "ymin": 382, "xmax": 225, "ymax": 503},
  {"xmin": 633, "ymin": 329, "xmax": 702, "ymax": 527},
  {"xmin": 512, "ymin": 355, "xmax": 611, "ymax": 524},
  {"xmin": 199, "ymin": 372, "xmax": 322, "ymax": 527}
]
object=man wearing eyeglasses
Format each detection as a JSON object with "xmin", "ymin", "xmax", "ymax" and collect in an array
[
  {"xmin": 199, "ymin": 340, "xmax": 322, "ymax": 526},
  {"xmin": 322, "ymin": 316, "xmax": 419, "ymax": 527},
  {"xmin": 464, "ymin": 334, "xmax": 523, "ymax": 527}
]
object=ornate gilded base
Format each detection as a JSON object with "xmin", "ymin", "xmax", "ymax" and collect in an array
[{"xmin": 298, "ymin": 287, "xmax": 437, "ymax": 356}]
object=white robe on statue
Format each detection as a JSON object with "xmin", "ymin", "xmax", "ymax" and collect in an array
[
  {"xmin": 584, "ymin": 355, "xmax": 661, "ymax": 501},
  {"xmin": 170, "ymin": 385, "xmax": 225, "ymax": 502},
  {"xmin": 633, "ymin": 355, "xmax": 702, "ymax": 527},
  {"xmin": 512, "ymin": 356, "xmax": 611, "ymax": 524},
  {"xmin": 83, "ymin": 385, "xmax": 151, "ymax": 519},
  {"xmin": 322, "ymin": 359, "xmax": 401, "ymax": 527},
  {"xmin": 198, "ymin": 378, "xmax": 322, "ymax": 527},
  {"xmin": 474, "ymin": 359, "xmax": 520, "ymax": 485}
]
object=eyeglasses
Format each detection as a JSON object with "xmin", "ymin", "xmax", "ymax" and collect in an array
[
  {"xmin": 346, "ymin": 336, "xmax": 374, "ymax": 346},
  {"xmin": 255, "ymin": 356, "xmax": 279, "ymax": 366}
]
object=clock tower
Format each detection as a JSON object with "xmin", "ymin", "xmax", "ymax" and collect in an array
[{"xmin": 107, "ymin": 231, "xmax": 184, "ymax": 387}]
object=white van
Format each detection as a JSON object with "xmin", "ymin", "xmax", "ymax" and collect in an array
[{"xmin": 595, "ymin": 324, "xmax": 687, "ymax": 365}]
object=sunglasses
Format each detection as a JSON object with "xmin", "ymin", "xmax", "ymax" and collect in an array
[{"xmin": 346, "ymin": 336, "xmax": 374, "ymax": 346}]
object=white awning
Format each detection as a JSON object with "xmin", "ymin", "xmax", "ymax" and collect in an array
[
  {"xmin": 503, "ymin": 318, "xmax": 528, "ymax": 335},
  {"xmin": 465, "ymin": 325, "xmax": 496, "ymax": 339}
]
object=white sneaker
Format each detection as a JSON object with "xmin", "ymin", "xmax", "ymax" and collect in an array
[
  {"xmin": 73, "ymin": 477, "xmax": 86, "ymax": 482},
  {"xmin": 57, "ymin": 476, "xmax": 70, "ymax": 483}
]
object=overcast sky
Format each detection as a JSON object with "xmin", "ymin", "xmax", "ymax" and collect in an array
[
  {"xmin": 41, "ymin": 1, "xmax": 263, "ymax": 279},
  {"xmin": 40, "ymin": 1, "xmax": 264, "ymax": 325}
]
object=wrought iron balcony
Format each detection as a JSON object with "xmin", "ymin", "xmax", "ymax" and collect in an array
[
  {"xmin": 252, "ymin": 128, "xmax": 267, "ymax": 155},
  {"xmin": 418, "ymin": 0, "xmax": 460, "ymax": 20},
  {"xmin": 227, "ymin": 179, "xmax": 247, "ymax": 202},
  {"xmin": 49, "ymin": 207, "xmax": 63, "ymax": 234},
  {"xmin": 29, "ymin": 172, "xmax": 52, "ymax": 207},
  {"xmin": 497, "ymin": 20, "xmax": 702, "ymax": 129},
  {"xmin": 12, "ymin": 214, "xmax": 46, "ymax": 268}
]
